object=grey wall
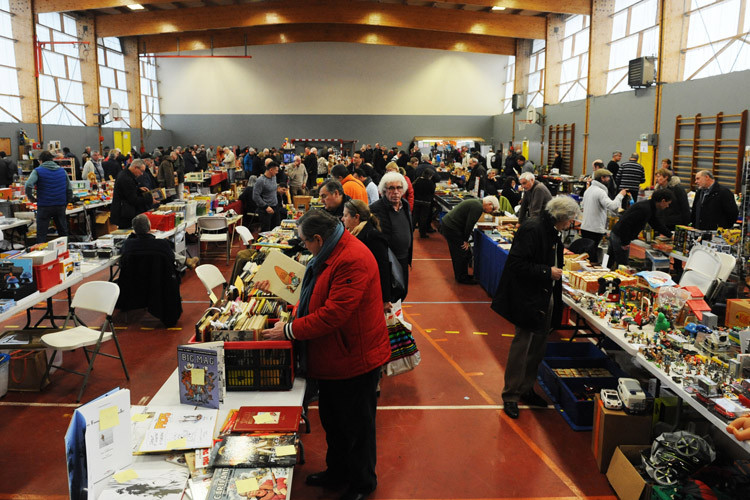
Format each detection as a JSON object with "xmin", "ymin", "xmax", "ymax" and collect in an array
[
  {"xmin": 162, "ymin": 114, "xmax": 494, "ymax": 150},
  {"xmin": 544, "ymin": 99, "xmax": 587, "ymax": 176},
  {"xmin": 0, "ymin": 122, "xmax": 172, "ymax": 157}
]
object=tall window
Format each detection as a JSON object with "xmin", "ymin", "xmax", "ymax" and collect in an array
[
  {"xmin": 140, "ymin": 54, "xmax": 162, "ymax": 130},
  {"xmin": 606, "ymin": 0, "xmax": 659, "ymax": 94},
  {"xmin": 98, "ymin": 37, "xmax": 130, "ymax": 128},
  {"xmin": 682, "ymin": 0, "xmax": 750, "ymax": 81},
  {"xmin": 527, "ymin": 40, "xmax": 545, "ymax": 108},
  {"xmin": 36, "ymin": 12, "xmax": 86, "ymax": 125},
  {"xmin": 501, "ymin": 56, "xmax": 515, "ymax": 114},
  {"xmin": 559, "ymin": 14, "xmax": 590, "ymax": 103},
  {"xmin": 0, "ymin": 0, "xmax": 22, "ymax": 123}
]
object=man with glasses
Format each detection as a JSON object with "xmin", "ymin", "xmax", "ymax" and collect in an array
[
  {"xmin": 319, "ymin": 180, "xmax": 351, "ymax": 218},
  {"xmin": 111, "ymin": 159, "xmax": 155, "ymax": 229}
]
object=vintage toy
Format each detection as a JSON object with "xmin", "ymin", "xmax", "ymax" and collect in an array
[
  {"xmin": 600, "ymin": 389, "xmax": 623, "ymax": 410},
  {"xmin": 617, "ymin": 378, "xmax": 647, "ymax": 414}
]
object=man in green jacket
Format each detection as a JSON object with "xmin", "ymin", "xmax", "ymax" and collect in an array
[{"xmin": 440, "ymin": 196, "xmax": 498, "ymax": 284}]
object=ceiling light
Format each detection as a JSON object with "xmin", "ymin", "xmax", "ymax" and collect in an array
[
  {"xmin": 492, "ymin": 6, "xmax": 506, "ymax": 11},
  {"xmin": 127, "ymin": 4, "xmax": 145, "ymax": 10}
]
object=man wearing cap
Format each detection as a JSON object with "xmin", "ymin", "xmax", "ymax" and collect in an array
[
  {"xmin": 581, "ymin": 169, "xmax": 627, "ymax": 260},
  {"xmin": 253, "ymin": 162, "xmax": 280, "ymax": 231}
]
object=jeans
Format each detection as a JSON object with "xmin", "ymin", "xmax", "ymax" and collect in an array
[{"xmin": 36, "ymin": 205, "xmax": 68, "ymax": 243}]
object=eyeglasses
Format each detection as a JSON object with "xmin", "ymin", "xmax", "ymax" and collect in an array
[{"xmin": 386, "ymin": 185, "xmax": 403, "ymax": 191}]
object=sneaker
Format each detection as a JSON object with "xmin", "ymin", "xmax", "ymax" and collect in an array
[
  {"xmin": 520, "ymin": 390, "xmax": 548, "ymax": 407},
  {"xmin": 186, "ymin": 257, "xmax": 200, "ymax": 269}
]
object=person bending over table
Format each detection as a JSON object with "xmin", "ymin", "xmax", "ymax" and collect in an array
[
  {"xmin": 492, "ymin": 196, "xmax": 581, "ymax": 419},
  {"xmin": 440, "ymin": 196, "xmax": 499, "ymax": 285},
  {"xmin": 607, "ymin": 189, "xmax": 673, "ymax": 270},
  {"xmin": 111, "ymin": 159, "xmax": 156, "ymax": 229},
  {"xmin": 261, "ymin": 209, "xmax": 390, "ymax": 500}
]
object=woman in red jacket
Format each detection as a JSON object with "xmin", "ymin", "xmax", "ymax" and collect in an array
[{"xmin": 262, "ymin": 209, "xmax": 390, "ymax": 500}]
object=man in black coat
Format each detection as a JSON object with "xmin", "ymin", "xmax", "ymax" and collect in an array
[
  {"xmin": 304, "ymin": 148, "xmax": 318, "ymax": 190},
  {"xmin": 492, "ymin": 197, "xmax": 580, "ymax": 419},
  {"xmin": 654, "ymin": 168, "xmax": 690, "ymax": 230},
  {"xmin": 102, "ymin": 152, "xmax": 121, "ymax": 180},
  {"xmin": 111, "ymin": 160, "xmax": 155, "ymax": 229},
  {"xmin": 466, "ymin": 157, "xmax": 487, "ymax": 195},
  {"xmin": 691, "ymin": 170, "xmax": 738, "ymax": 230},
  {"xmin": 182, "ymin": 146, "xmax": 198, "ymax": 174},
  {"xmin": 196, "ymin": 147, "xmax": 208, "ymax": 171},
  {"xmin": 608, "ymin": 190, "xmax": 673, "ymax": 269}
]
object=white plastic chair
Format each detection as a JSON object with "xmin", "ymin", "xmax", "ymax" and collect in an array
[
  {"xmin": 235, "ymin": 225, "xmax": 254, "ymax": 248},
  {"xmin": 195, "ymin": 264, "xmax": 227, "ymax": 304},
  {"xmin": 716, "ymin": 252, "xmax": 737, "ymax": 282},
  {"xmin": 197, "ymin": 216, "xmax": 230, "ymax": 264},
  {"xmin": 40, "ymin": 281, "xmax": 128, "ymax": 402},
  {"xmin": 679, "ymin": 246, "xmax": 722, "ymax": 295}
]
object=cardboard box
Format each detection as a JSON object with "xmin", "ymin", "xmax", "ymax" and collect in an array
[
  {"xmin": 592, "ymin": 395, "xmax": 652, "ymax": 472},
  {"xmin": 606, "ymin": 445, "xmax": 652, "ymax": 500},
  {"xmin": 726, "ymin": 299, "xmax": 750, "ymax": 328},
  {"xmin": 569, "ymin": 270, "xmax": 637, "ymax": 293}
]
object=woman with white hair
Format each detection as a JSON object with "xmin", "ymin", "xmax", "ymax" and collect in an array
[
  {"xmin": 440, "ymin": 196, "xmax": 499, "ymax": 284},
  {"xmin": 369, "ymin": 171, "xmax": 413, "ymax": 301},
  {"xmin": 492, "ymin": 196, "xmax": 581, "ymax": 419}
]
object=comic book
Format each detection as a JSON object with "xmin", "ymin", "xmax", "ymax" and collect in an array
[
  {"xmin": 137, "ymin": 408, "xmax": 218, "ymax": 453},
  {"xmin": 177, "ymin": 342, "xmax": 225, "ymax": 409},
  {"xmin": 207, "ymin": 467, "xmax": 291, "ymax": 500},
  {"xmin": 209, "ymin": 434, "xmax": 298, "ymax": 468}
]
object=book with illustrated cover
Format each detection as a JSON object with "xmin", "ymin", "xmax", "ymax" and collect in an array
[
  {"xmin": 137, "ymin": 407, "xmax": 218, "ymax": 453},
  {"xmin": 209, "ymin": 434, "xmax": 298, "ymax": 468},
  {"xmin": 251, "ymin": 250, "xmax": 306, "ymax": 305},
  {"xmin": 207, "ymin": 467, "xmax": 291, "ymax": 500},
  {"xmin": 177, "ymin": 342, "xmax": 225, "ymax": 408},
  {"xmin": 98, "ymin": 464, "xmax": 188, "ymax": 500},
  {"xmin": 233, "ymin": 407, "xmax": 302, "ymax": 433}
]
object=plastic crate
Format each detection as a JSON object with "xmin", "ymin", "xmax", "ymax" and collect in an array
[
  {"xmin": 557, "ymin": 377, "xmax": 619, "ymax": 429},
  {"xmin": 538, "ymin": 356, "xmax": 625, "ymax": 404},
  {"xmin": 224, "ymin": 341, "xmax": 294, "ymax": 391},
  {"xmin": 544, "ymin": 341, "xmax": 607, "ymax": 360}
]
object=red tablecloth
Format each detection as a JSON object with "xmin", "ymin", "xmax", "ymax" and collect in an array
[
  {"xmin": 209, "ymin": 171, "xmax": 228, "ymax": 186},
  {"xmin": 223, "ymin": 200, "xmax": 243, "ymax": 215}
]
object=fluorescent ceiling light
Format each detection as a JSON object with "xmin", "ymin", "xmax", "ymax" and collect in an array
[
  {"xmin": 492, "ymin": 6, "xmax": 506, "ymax": 10},
  {"xmin": 127, "ymin": 4, "xmax": 145, "ymax": 10}
]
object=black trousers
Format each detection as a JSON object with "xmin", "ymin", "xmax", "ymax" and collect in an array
[
  {"xmin": 579, "ymin": 230, "xmax": 604, "ymax": 263},
  {"xmin": 258, "ymin": 206, "xmax": 280, "ymax": 232},
  {"xmin": 412, "ymin": 200, "xmax": 432, "ymax": 236},
  {"xmin": 441, "ymin": 226, "xmax": 471, "ymax": 282},
  {"xmin": 318, "ymin": 367, "xmax": 381, "ymax": 493}
]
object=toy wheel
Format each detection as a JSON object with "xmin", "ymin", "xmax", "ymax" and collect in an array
[
  {"xmin": 675, "ymin": 436, "xmax": 700, "ymax": 457},
  {"xmin": 653, "ymin": 466, "xmax": 679, "ymax": 486}
]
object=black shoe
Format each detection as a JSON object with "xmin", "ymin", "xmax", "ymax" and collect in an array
[
  {"xmin": 306, "ymin": 471, "xmax": 344, "ymax": 489},
  {"xmin": 504, "ymin": 401, "xmax": 519, "ymax": 419},
  {"xmin": 340, "ymin": 491, "xmax": 370, "ymax": 500},
  {"xmin": 520, "ymin": 390, "xmax": 548, "ymax": 407}
]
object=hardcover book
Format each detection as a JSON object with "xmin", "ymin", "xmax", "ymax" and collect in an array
[
  {"xmin": 177, "ymin": 342, "xmax": 225, "ymax": 408},
  {"xmin": 209, "ymin": 434, "xmax": 298, "ymax": 468},
  {"xmin": 251, "ymin": 250, "xmax": 306, "ymax": 305},
  {"xmin": 207, "ymin": 467, "xmax": 291, "ymax": 500},
  {"xmin": 233, "ymin": 406, "xmax": 302, "ymax": 433}
]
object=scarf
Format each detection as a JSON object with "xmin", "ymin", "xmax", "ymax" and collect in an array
[
  {"xmin": 348, "ymin": 221, "xmax": 367, "ymax": 237},
  {"xmin": 297, "ymin": 222, "xmax": 345, "ymax": 318}
]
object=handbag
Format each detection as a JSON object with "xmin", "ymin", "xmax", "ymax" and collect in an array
[
  {"xmin": 384, "ymin": 300, "xmax": 421, "ymax": 376},
  {"xmin": 388, "ymin": 248, "xmax": 406, "ymax": 299}
]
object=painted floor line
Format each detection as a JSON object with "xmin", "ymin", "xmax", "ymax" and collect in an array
[
  {"xmin": 0, "ymin": 401, "xmax": 80, "ymax": 408},
  {"xmin": 306, "ymin": 404, "xmax": 555, "ymax": 410},
  {"xmin": 412, "ymin": 258, "xmax": 453, "ymax": 261},
  {"xmin": 404, "ymin": 301, "xmax": 492, "ymax": 304},
  {"xmin": 404, "ymin": 310, "xmax": 585, "ymax": 499}
]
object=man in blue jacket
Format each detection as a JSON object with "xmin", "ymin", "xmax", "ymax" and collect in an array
[{"xmin": 25, "ymin": 151, "xmax": 72, "ymax": 243}]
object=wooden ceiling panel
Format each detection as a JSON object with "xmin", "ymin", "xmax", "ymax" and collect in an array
[
  {"xmin": 137, "ymin": 23, "xmax": 517, "ymax": 55},
  {"xmin": 97, "ymin": 0, "xmax": 546, "ymax": 38}
]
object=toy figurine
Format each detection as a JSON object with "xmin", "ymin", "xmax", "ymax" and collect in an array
[
  {"xmin": 727, "ymin": 417, "xmax": 750, "ymax": 441},
  {"xmin": 654, "ymin": 312, "xmax": 670, "ymax": 333}
]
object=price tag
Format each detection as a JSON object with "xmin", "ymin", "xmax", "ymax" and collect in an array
[
  {"xmin": 166, "ymin": 438, "xmax": 187, "ymax": 450},
  {"xmin": 99, "ymin": 406, "xmax": 119, "ymax": 431},
  {"xmin": 113, "ymin": 469, "xmax": 138, "ymax": 483},
  {"xmin": 235, "ymin": 477, "xmax": 259, "ymax": 494},
  {"xmin": 275, "ymin": 445, "xmax": 296, "ymax": 456},
  {"xmin": 191, "ymin": 368, "xmax": 205, "ymax": 385}
]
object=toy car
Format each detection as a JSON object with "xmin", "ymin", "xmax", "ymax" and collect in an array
[
  {"xmin": 600, "ymin": 389, "xmax": 622, "ymax": 410},
  {"xmin": 617, "ymin": 378, "xmax": 647, "ymax": 413}
]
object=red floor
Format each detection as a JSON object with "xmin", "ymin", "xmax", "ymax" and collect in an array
[{"xmin": 0, "ymin": 231, "xmax": 617, "ymax": 499}]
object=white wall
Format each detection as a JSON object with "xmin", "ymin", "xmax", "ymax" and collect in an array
[{"xmin": 159, "ymin": 42, "xmax": 507, "ymax": 116}]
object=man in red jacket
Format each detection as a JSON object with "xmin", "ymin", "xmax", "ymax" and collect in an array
[{"xmin": 263, "ymin": 209, "xmax": 390, "ymax": 500}]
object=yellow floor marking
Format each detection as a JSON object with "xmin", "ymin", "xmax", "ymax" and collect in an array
[
  {"xmin": 167, "ymin": 327, "xmax": 182, "ymax": 330},
  {"xmin": 473, "ymin": 331, "xmax": 488, "ymax": 335},
  {"xmin": 502, "ymin": 333, "xmax": 515, "ymax": 337},
  {"xmin": 559, "ymin": 337, "xmax": 571, "ymax": 341},
  {"xmin": 115, "ymin": 327, "xmax": 127, "ymax": 330},
  {"xmin": 445, "ymin": 330, "xmax": 460, "ymax": 334},
  {"xmin": 5, "ymin": 325, "xmax": 18, "ymax": 328},
  {"xmin": 140, "ymin": 327, "xmax": 154, "ymax": 330},
  {"xmin": 424, "ymin": 328, "xmax": 435, "ymax": 332},
  {"xmin": 466, "ymin": 372, "xmax": 484, "ymax": 376}
]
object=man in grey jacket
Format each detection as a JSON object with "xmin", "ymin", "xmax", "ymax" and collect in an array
[
  {"xmin": 517, "ymin": 172, "xmax": 551, "ymax": 224},
  {"xmin": 253, "ymin": 162, "xmax": 280, "ymax": 231}
]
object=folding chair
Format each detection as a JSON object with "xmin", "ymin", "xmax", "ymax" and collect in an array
[
  {"xmin": 235, "ymin": 225, "xmax": 254, "ymax": 248},
  {"xmin": 196, "ymin": 264, "xmax": 228, "ymax": 304},
  {"xmin": 198, "ymin": 216, "xmax": 230, "ymax": 264},
  {"xmin": 41, "ymin": 281, "xmax": 128, "ymax": 402}
]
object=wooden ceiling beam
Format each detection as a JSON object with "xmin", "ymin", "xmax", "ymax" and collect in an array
[
  {"xmin": 35, "ymin": 0, "xmax": 176, "ymax": 14},
  {"xmin": 136, "ymin": 23, "xmax": 517, "ymax": 55},
  {"xmin": 97, "ymin": 0, "xmax": 546, "ymax": 38},
  {"xmin": 431, "ymin": 0, "xmax": 589, "ymax": 15}
]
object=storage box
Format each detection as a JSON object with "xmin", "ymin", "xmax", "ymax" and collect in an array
[
  {"xmin": 224, "ymin": 341, "xmax": 294, "ymax": 391},
  {"xmin": 592, "ymin": 395, "xmax": 652, "ymax": 472},
  {"xmin": 0, "ymin": 257, "xmax": 37, "ymax": 300},
  {"xmin": 726, "ymin": 299, "xmax": 750, "ymax": 328},
  {"xmin": 145, "ymin": 211, "xmax": 176, "ymax": 231},
  {"xmin": 539, "ymin": 356, "xmax": 621, "ymax": 405},
  {"xmin": 606, "ymin": 445, "xmax": 652, "ymax": 500},
  {"xmin": 569, "ymin": 270, "xmax": 637, "ymax": 293},
  {"xmin": 24, "ymin": 249, "xmax": 57, "ymax": 265},
  {"xmin": 33, "ymin": 259, "xmax": 61, "ymax": 291}
]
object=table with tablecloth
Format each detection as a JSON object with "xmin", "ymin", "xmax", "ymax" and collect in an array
[{"xmin": 472, "ymin": 228, "xmax": 509, "ymax": 296}]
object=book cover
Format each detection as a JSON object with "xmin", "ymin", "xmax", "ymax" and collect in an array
[
  {"xmin": 207, "ymin": 467, "xmax": 291, "ymax": 500},
  {"xmin": 209, "ymin": 434, "xmax": 298, "ymax": 468},
  {"xmin": 251, "ymin": 250, "xmax": 306, "ymax": 305},
  {"xmin": 137, "ymin": 407, "xmax": 218, "ymax": 453},
  {"xmin": 233, "ymin": 406, "xmax": 302, "ymax": 433},
  {"xmin": 177, "ymin": 344, "xmax": 224, "ymax": 409},
  {"xmin": 98, "ymin": 462, "xmax": 189, "ymax": 500}
]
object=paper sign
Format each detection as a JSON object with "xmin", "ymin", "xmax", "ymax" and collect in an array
[
  {"xmin": 275, "ymin": 445, "xmax": 296, "ymax": 456},
  {"xmin": 166, "ymin": 438, "xmax": 187, "ymax": 450},
  {"xmin": 209, "ymin": 291, "xmax": 218, "ymax": 304},
  {"xmin": 113, "ymin": 469, "xmax": 139, "ymax": 483},
  {"xmin": 235, "ymin": 477, "xmax": 259, "ymax": 494},
  {"xmin": 131, "ymin": 413, "xmax": 149, "ymax": 422},
  {"xmin": 191, "ymin": 368, "xmax": 205, "ymax": 385},
  {"xmin": 640, "ymin": 141, "xmax": 648, "ymax": 153},
  {"xmin": 234, "ymin": 276, "xmax": 245, "ymax": 295},
  {"xmin": 99, "ymin": 406, "xmax": 120, "ymax": 431}
]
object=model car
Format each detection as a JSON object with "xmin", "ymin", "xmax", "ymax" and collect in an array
[
  {"xmin": 617, "ymin": 378, "xmax": 647, "ymax": 413},
  {"xmin": 600, "ymin": 389, "xmax": 622, "ymax": 410}
]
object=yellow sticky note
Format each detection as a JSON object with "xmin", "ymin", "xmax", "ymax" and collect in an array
[
  {"xmin": 99, "ymin": 406, "xmax": 119, "ymax": 431},
  {"xmin": 234, "ymin": 276, "xmax": 245, "ymax": 294},
  {"xmin": 235, "ymin": 477, "xmax": 259, "ymax": 494},
  {"xmin": 167, "ymin": 438, "xmax": 187, "ymax": 450},
  {"xmin": 253, "ymin": 413, "xmax": 275, "ymax": 424},
  {"xmin": 191, "ymin": 368, "xmax": 205, "ymax": 386},
  {"xmin": 131, "ymin": 413, "xmax": 149, "ymax": 422},
  {"xmin": 113, "ymin": 469, "xmax": 138, "ymax": 483},
  {"xmin": 209, "ymin": 291, "xmax": 218, "ymax": 304},
  {"xmin": 275, "ymin": 445, "xmax": 296, "ymax": 456}
]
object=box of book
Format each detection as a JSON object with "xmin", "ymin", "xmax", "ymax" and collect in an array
[
  {"xmin": 177, "ymin": 342, "xmax": 225, "ymax": 409},
  {"xmin": 224, "ymin": 341, "xmax": 294, "ymax": 391}
]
